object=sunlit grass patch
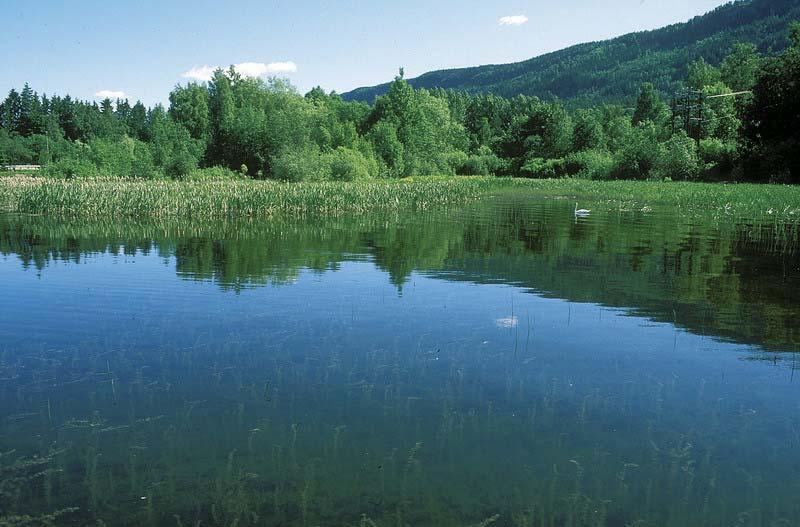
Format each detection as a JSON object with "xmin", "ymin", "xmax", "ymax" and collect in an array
[{"xmin": 1, "ymin": 176, "xmax": 499, "ymax": 218}]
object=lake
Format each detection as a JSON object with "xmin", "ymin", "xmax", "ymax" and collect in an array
[{"xmin": 1, "ymin": 193, "xmax": 799, "ymax": 526}]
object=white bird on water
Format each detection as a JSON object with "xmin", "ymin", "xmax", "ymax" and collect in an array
[{"xmin": 574, "ymin": 202, "xmax": 591, "ymax": 217}]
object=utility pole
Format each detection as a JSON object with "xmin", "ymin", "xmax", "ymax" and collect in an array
[
  {"xmin": 684, "ymin": 89, "xmax": 692, "ymax": 137},
  {"xmin": 670, "ymin": 96, "xmax": 676, "ymax": 135},
  {"xmin": 695, "ymin": 91, "xmax": 704, "ymax": 148},
  {"xmin": 673, "ymin": 88, "xmax": 705, "ymax": 144},
  {"xmin": 672, "ymin": 88, "xmax": 752, "ymax": 144}
]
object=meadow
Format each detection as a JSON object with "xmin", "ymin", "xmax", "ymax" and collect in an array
[{"xmin": 1, "ymin": 175, "xmax": 800, "ymax": 222}]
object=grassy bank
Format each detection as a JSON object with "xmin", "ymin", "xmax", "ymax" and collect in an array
[{"xmin": 1, "ymin": 175, "xmax": 799, "ymax": 222}]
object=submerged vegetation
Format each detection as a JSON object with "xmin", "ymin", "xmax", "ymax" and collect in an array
[
  {"xmin": 0, "ymin": 201, "xmax": 799, "ymax": 526},
  {"xmin": 2, "ymin": 21, "xmax": 800, "ymax": 185}
]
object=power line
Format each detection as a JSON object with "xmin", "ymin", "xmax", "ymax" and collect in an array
[
  {"xmin": 671, "ymin": 89, "xmax": 752, "ymax": 146},
  {"xmin": 705, "ymin": 90, "xmax": 752, "ymax": 99}
]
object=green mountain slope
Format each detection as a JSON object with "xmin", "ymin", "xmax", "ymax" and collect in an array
[{"xmin": 343, "ymin": 0, "xmax": 800, "ymax": 104}]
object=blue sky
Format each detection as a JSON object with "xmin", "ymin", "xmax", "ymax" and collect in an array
[{"xmin": 1, "ymin": 0, "xmax": 728, "ymax": 106}]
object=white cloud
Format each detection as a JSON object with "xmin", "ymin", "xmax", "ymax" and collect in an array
[
  {"xmin": 95, "ymin": 90, "xmax": 127, "ymax": 99},
  {"xmin": 498, "ymin": 15, "xmax": 528, "ymax": 26},
  {"xmin": 235, "ymin": 61, "xmax": 298, "ymax": 77},
  {"xmin": 181, "ymin": 62, "xmax": 298, "ymax": 82},
  {"xmin": 182, "ymin": 65, "xmax": 216, "ymax": 82}
]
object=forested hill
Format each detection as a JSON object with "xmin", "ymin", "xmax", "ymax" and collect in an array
[{"xmin": 343, "ymin": 0, "xmax": 800, "ymax": 104}]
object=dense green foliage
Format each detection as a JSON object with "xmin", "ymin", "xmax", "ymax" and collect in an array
[
  {"xmin": 343, "ymin": 0, "xmax": 800, "ymax": 104},
  {"xmin": 740, "ymin": 24, "xmax": 800, "ymax": 181},
  {"xmin": 1, "ymin": 18, "xmax": 800, "ymax": 183}
]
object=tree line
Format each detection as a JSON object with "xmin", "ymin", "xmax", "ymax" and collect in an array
[{"xmin": 1, "ymin": 24, "xmax": 798, "ymax": 183}]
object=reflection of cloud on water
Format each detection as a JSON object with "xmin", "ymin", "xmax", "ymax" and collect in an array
[{"xmin": 495, "ymin": 316, "xmax": 518, "ymax": 328}]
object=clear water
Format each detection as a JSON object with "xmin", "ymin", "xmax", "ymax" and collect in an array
[{"xmin": 1, "ymin": 195, "xmax": 799, "ymax": 526}]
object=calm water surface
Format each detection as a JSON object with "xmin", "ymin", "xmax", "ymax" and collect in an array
[{"xmin": 1, "ymin": 194, "xmax": 799, "ymax": 526}]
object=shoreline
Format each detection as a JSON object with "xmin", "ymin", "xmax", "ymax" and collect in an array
[{"xmin": 2, "ymin": 175, "xmax": 799, "ymax": 223}]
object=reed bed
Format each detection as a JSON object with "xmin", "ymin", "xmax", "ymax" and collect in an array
[
  {"xmin": 1, "ymin": 175, "xmax": 799, "ymax": 221},
  {"xmin": 0, "ymin": 176, "xmax": 501, "ymax": 218}
]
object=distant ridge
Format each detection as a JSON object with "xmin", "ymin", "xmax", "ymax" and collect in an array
[{"xmin": 342, "ymin": 0, "xmax": 800, "ymax": 104}]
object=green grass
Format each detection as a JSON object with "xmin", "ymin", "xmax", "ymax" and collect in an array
[
  {"xmin": 493, "ymin": 178, "xmax": 800, "ymax": 222},
  {"xmin": 1, "ymin": 175, "xmax": 799, "ymax": 222},
  {"xmin": 0, "ymin": 176, "xmax": 498, "ymax": 218}
]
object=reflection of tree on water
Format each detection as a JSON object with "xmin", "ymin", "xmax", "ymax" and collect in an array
[{"xmin": 1, "ymin": 199, "xmax": 798, "ymax": 350}]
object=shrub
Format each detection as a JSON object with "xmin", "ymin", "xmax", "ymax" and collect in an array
[
  {"xmin": 454, "ymin": 147, "xmax": 507, "ymax": 176},
  {"xmin": 324, "ymin": 147, "xmax": 376, "ymax": 181},
  {"xmin": 520, "ymin": 157, "xmax": 565, "ymax": 179},
  {"xmin": 699, "ymin": 138, "xmax": 738, "ymax": 176},
  {"xmin": 0, "ymin": 130, "xmax": 37, "ymax": 164},
  {"xmin": 41, "ymin": 157, "xmax": 102, "ymax": 179},
  {"xmin": 611, "ymin": 123, "xmax": 662, "ymax": 180},
  {"xmin": 446, "ymin": 150, "xmax": 469, "ymax": 173},
  {"xmin": 269, "ymin": 144, "xmax": 329, "ymax": 182},
  {"xmin": 653, "ymin": 132, "xmax": 700, "ymax": 181},
  {"xmin": 37, "ymin": 138, "xmax": 162, "ymax": 179},
  {"xmin": 563, "ymin": 149, "xmax": 615, "ymax": 180}
]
